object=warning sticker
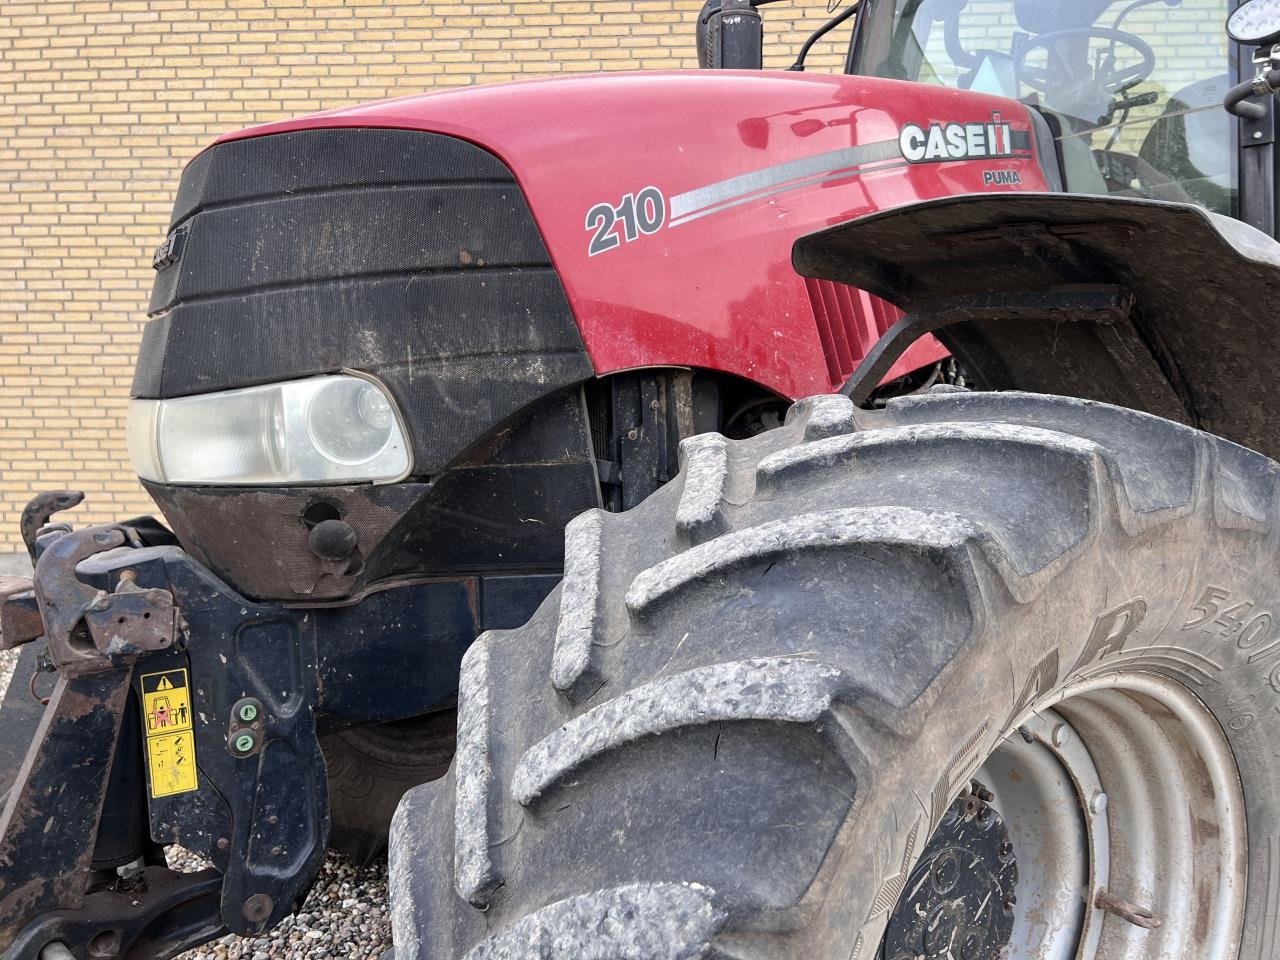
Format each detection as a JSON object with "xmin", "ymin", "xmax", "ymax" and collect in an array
[
  {"xmin": 142, "ymin": 669, "xmax": 192, "ymax": 734},
  {"xmin": 147, "ymin": 730, "xmax": 199, "ymax": 797},
  {"xmin": 140, "ymin": 668, "xmax": 198, "ymax": 797}
]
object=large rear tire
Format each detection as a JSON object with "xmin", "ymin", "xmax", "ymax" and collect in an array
[{"xmin": 389, "ymin": 391, "xmax": 1280, "ymax": 960}]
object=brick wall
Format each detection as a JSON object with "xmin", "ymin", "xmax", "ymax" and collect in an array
[{"xmin": 0, "ymin": 0, "xmax": 852, "ymax": 553}]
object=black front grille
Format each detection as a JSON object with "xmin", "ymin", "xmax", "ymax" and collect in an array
[{"xmin": 136, "ymin": 127, "xmax": 594, "ymax": 477}]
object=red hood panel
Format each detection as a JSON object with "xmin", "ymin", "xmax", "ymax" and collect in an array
[{"xmin": 218, "ymin": 72, "xmax": 1050, "ymax": 397}]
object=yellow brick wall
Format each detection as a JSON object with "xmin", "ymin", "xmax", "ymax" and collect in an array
[{"xmin": 0, "ymin": 0, "xmax": 853, "ymax": 553}]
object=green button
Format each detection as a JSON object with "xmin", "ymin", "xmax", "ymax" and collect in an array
[
  {"xmin": 238, "ymin": 702, "xmax": 259, "ymax": 723},
  {"xmin": 233, "ymin": 734, "xmax": 256, "ymax": 754}
]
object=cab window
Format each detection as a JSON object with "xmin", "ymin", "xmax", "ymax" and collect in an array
[{"xmin": 850, "ymin": 0, "xmax": 1236, "ymax": 216}]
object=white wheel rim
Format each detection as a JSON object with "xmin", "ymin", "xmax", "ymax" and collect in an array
[{"xmin": 976, "ymin": 673, "xmax": 1246, "ymax": 960}]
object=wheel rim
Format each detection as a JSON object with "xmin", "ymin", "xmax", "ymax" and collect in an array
[{"xmin": 977, "ymin": 673, "xmax": 1247, "ymax": 960}]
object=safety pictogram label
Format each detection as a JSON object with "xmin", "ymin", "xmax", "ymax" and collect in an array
[
  {"xmin": 140, "ymin": 668, "xmax": 198, "ymax": 797},
  {"xmin": 146, "ymin": 730, "xmax": 198, "ymax": 797}
]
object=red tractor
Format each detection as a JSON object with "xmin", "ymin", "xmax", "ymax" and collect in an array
[{"xmin": 3, "ymin": 0, "xmax": 1280, "ymax": 957}]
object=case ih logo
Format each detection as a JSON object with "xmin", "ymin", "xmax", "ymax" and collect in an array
[{"xmin": 899, "ymin": 112, "xmax": 1018, "ymax": 164}]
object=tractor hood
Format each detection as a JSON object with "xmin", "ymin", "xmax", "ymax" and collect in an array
[
  {"xmin": 155, "ymin": 71, "xmax": 1055, "ymax": 405},
  {"xmin": 132, "ymin": 71, "xmax": 1056, "ymax": 602}
]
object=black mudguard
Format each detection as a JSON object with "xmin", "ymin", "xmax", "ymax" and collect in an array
[{"xmin": 793, "ymin": 193, "xmax": 1280, "ymax": 460}]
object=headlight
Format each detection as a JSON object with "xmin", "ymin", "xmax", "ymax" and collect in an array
[{"xmin": 127, "ymin": 375, "xmax": 411, "ymax": 485}]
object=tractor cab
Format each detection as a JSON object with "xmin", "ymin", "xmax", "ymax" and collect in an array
[{"xmin": 849, "ymin": 0, "xmax": 1237, "ymax": 217}]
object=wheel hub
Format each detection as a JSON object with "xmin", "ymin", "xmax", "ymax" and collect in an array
[
  {"xmin": 879, "ymin": 780, "xmax": 1017, "ymax": 960},
  {"xmin": 879, "ymin": 677, "xmax": 1246, "ymax": 960}
]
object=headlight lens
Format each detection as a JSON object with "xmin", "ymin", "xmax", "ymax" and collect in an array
[{"xmin": 127, "ymin": 375, "xmax": 411, "ymax": 485}]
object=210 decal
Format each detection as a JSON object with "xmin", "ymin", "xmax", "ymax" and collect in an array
[{"xmin": 585, "ymin": 186, "xmax": 666, "ymax": 256}]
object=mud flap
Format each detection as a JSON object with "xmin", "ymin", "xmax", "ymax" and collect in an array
[{"xmin": 792, "ymin": 193, "xmax": 1280, "ymax": 461}]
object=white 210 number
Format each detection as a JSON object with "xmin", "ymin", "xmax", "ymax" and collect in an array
[{"xmin": 585, "ymin": 187, "xmax": 666, "ymax": 256}]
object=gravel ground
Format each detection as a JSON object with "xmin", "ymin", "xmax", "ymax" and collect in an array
[
  {"xmin": 171, "ymin": 849, "xmax": 391, "ymax": 960},
  {"xmin": 0, "ymin": 646, "xmax": 20, "ymax": 702},
  {"xmin": 0, "ymin": 645, "xmax": 392, "ymax": 959}
]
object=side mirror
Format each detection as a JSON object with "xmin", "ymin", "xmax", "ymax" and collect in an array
[
  {"xmin": 1228, "ymin": 0, "xmax": 1280, "ymax": 46},
  {"xmin": 696, "ymin": 0, "xmax": 764, "ymax": 69}
]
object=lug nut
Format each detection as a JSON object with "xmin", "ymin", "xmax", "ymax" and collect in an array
[{"xmin": 1090, "ymin": 791, "xmax": 1108, "ymax": 815}]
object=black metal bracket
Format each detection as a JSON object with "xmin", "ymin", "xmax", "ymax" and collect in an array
[
  {"xmin": 0, "ymin": 500, "xmax": 508, "ymax": 958},
  {"xmin": 0, "ymin": 518, "xmax": 184, "ymax": 953},
  {"xmin": 4, "ymin": 867, "xmax": 225, "ymax": 960},
  {"xmin": 110, "ymin": 547, "xmax": 330, "ymax": 938},
  {"xmin": 1238, "ymin": 67, "xmax": 1280, "ymax": 235},
  {"xmin": 0, "ymin": 669, "xmax": 138, "ymax": 949},
  {"xmin": 0, "ymin": 536, "xmax": 331, "ymax": 958},
  {"xmin": 840, "ymin": 287, "xmax": 1136, "ymax": 406}
]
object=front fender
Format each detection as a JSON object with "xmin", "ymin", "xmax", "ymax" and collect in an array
[{"xmin": 793, "ymin": 193, "xmax": 1280, "ymax": 460}]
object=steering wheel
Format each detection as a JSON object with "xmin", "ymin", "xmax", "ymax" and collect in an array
[{"xmin": 1014, "ymin": 28, "xmax": 1156, "ymax": 97}]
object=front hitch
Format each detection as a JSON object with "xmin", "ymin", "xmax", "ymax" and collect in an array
[
  {"xmin": 0, "ymin": 491, "xmax": 482, "ymax": 959},
  {"xmin": 0, "ymin": 494, "xmax": 331, "ymax": 958}
]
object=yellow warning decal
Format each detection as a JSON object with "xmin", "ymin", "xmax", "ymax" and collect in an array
[
  {"xmin": 147, "ymin": 730, "xmax": 199, "ymax": 797},
  {"xmin": 140, "ymin": 668, "xmax": 198, "ymax": 797}
]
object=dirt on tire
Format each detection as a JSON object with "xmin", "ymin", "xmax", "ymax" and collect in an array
[{"xmin": 387, "ymin": 390, "xmax": 1280, "ymax": 960}]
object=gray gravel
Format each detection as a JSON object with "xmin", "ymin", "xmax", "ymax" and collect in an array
[
  {"xmin": 0, "ymin": 646, "xmax": 20, "ymax": 703},
  {"xmin": 0, "ymin": 644, "xmax": 391, "ymax": 959},
  {"xmin": 173, "ymin": 849, "xmax": 391, "ymax": 960}
]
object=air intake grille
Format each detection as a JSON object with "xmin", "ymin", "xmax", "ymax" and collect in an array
[
  {"xmin": 136, "ymin": 127, "xmax": 594, "ymax": 477},
  {"xmin": 805, "ymin": 277, "xmax": 905, "ymax": 385}
]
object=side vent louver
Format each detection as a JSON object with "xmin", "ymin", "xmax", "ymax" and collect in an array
[{"xmin": 804, "ymin": 278, "xmax": 905, "ymax": 386}]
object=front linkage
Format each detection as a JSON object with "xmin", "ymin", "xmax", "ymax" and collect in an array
[{"xmin": 0, "ymin": 494, "xmax": 476, "ymax": 959}]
